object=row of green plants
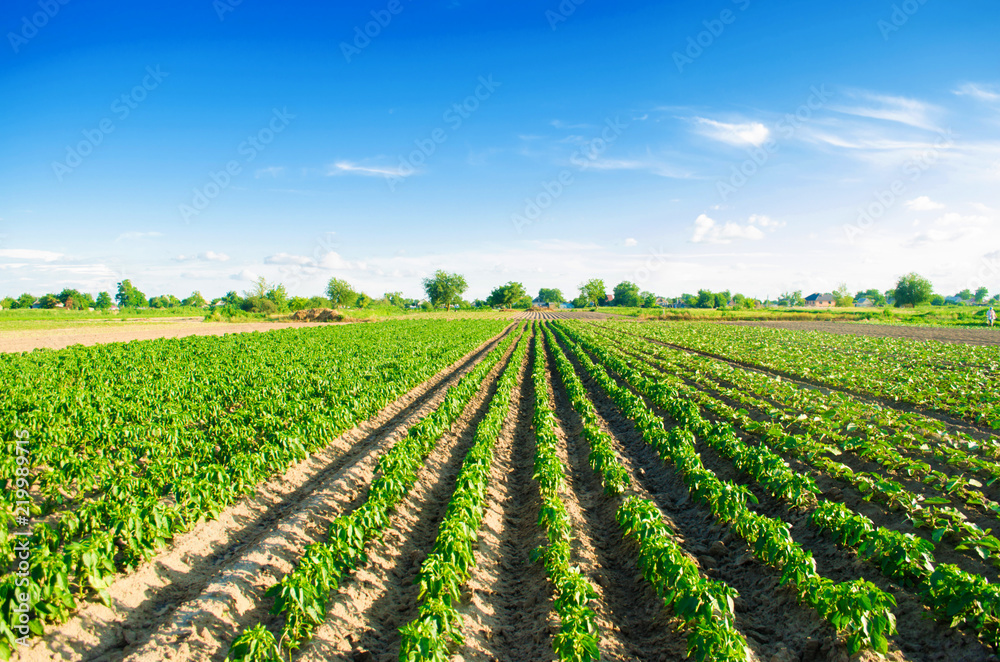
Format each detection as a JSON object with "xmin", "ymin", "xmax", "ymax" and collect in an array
[
  {"xmin": 597, "ymin": 323, "xmax": 1000, "ymax": 568},
  {"xmin": 550, "ymin": 323, "xmax": 898, "ymax": 656},
  {"xmin": 221, "ymin": 324, "xmax": 523, "ymax": 660},
  {"xmin": 527, "ymin": 325, "xmax": 601, "ymax": 662},
  {"xmin": 571, "ymin": 322, "xmax": 1000, "ymax": 654},
  {"xmin": 397, "ymin": 328, "xmax": 531, "ymax": 661},
  {"xmin": 0, "ymin": 321, "xmax": 509, "ymax": 655},
  {"xmin": 541, "ymin": 324, "xmax": 753, "ymax": 660},
  {"xmin": 625, "ymin": 321, "xmax": 1000, "ymax": 428}
]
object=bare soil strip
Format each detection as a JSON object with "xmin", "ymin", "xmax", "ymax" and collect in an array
[
  {"xmin": 574, "ymin": 333, "xmax": 997, "ymax": 661},
  {"xmin": 0, "ymin": 320, "xmax": 343, "ymax": 354},
  {"xmin": 549, "ymin": 328, "xmax": 832, "ymax": 662},
  {"xmin": 543, "ymin": 335, "xmax": 687, "ymax": 662},
  {"xmin": 24, "ymin": 325, "xmax": 513, "ymax": 662},
  {"xmin": 292, "ymin": 329, "xmax": 527, "ymax": 662},
  {"xmin": 454, "ymin": 331, "xmax": 556, "ymax": 662}
]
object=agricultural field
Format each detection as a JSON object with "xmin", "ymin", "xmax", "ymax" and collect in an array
[{"xmin": 4, "ymin": 318, "xmax": 1000, "ymax": 662}]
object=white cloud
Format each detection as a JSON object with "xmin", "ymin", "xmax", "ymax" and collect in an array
[
  {"xmin": 747, "ymin": 214, "xmax": 784, "ymax": 229},
  {"xmin": 230, "ymin": 269, "xmax": 257, "ymax": 281},
  {"xmin": 905, "ymin": 196, "xmax": 945, "ymax": 211},
  {"xmin": 954, "ymin": 83, "xmax": 1000, "ymax": 103},
  {"xmin": 326, "ymin": 161, "xmax": 409, "ymax": 177},
  {"xmin": 624, "ymin": 238, "xmax": 638, "ymax": 247},
  {"xmin": 693, "ymin": 118, "xmax": 770, "ymax": 147},
  {"xmin": 255, "ymin": 166, "xmax": 285, "ymax": 178},
  {"xmin": 0, "ymin": 249, "xmax": 64, "ymax": 262},
  {"xmin": 176, "ymin": 251, "xmax": 230, "ymax": 263},
  {"xmin": 115, "ymin": 231, "xmax": 163, "ymax": 242},
  {"xmin": 830, "ymin": 92, "xmax": 939, "ymax": 131},
  {"xmin": 265, "ymin": 252, "xmax": 314, "ymax": 266},
  {"xmin": 691, "ymin": 214, "xmax": 765, "ymax": 244}
]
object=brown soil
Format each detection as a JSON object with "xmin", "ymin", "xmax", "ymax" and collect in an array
[
  {"xmin": 291, "ymin": 328, "xmax": 528, "ymax": 662},
  {"xmin": 728, "ymin": 321, "xmax": 1000, "ymax": 347},
  {"xmin": 0, "ymin": 320, "xmax": 340, "ymax": 354},
  {"xmin": 20, "ymin": 325, "xmax": 514, "ymax": 662},
  {"xmin": 289, "ymin": 308, "xmax": 346, "ymax": 322}
]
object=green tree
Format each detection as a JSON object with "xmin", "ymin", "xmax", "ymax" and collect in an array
[
  {"xmin": 115, "ymin": 280, "xmax": 147, "ymax": 308},
  {"xmin": 894, "ymin": 273, "xmax": 934, "ymax": 307},
  {"xmin": 487, "ymin": 282, "xmax": 528, "ymax": 308},
  {"xmin": 382, "ymin": 291, "xmax": 405, "ymax": 307},
  {"xmin": 422, "ymin": 270, "xmax": 468, "ymax": 309},
  {"xmin": 854, "ymin": 289, "xmax": 886, "ymax": 306},
  {"xmin": 15, "ymin": 293, "xmax": 35, "ymax": 309},
  {"xmin": 571, "ymin": 296, "xmax": 589, "ymax": 308},
  {"xmin": 1, "ymin": 297, "xmax": 15, "ymax": 310},
  {"xmin": 183, "ymin": 291, "xmax": 207, "ymax": 307},
  {"xmin": 930, "ymin": 294, "xmax": 945, "ymax": 306},
  {"xmin": 579, "ymin": 279, "xmax": 606, "ymax": 306},
  {"xmin": 612, "ymin": 281, "xmax": 641, "ymax": 307},
  {"xmin": 696, "ymin": 290, "xmax": 715, "ymax": 309},
  {"xmin": 640, "ymin": 291, "xmax": 656, "ymax": 308},
  {"xmin": 308, "ymin": 296, "xmax": 332, "ymax": 309},
  {"xmin": 355, "ymin": 292, "xmax": 372, "ymax": 308},
  {"xmin": 537, "ymin": 288, "xmax": 565, "ymax": 304},
  {"xmin": 714, "ymin": 290, "xmax": 731, "ymax": 309},
  {"xmin": 956, "ymin": 288, "xmax": 972, "ymax": 301},
  {"xmin": 265, "ymin": 284, "xmax": 289, "ymax": 311},
  {"xmin": 833, "ymin": 283, "xmax": 853, "ymax": 307},
  {"xmin": 326, "ymin": 278, "xmax": 358, "ymax": 308},
  {"xmin": 778, "ymin": 290, "xmax": 805, "ymax": 307},
  {"xmin": 95, "ymin": 292, "xmax": 113, "ymax": 310},
  {"xmin": 975, "ymin": 287, "xmax": 989, "ymax": 303},
  {"xmin": 40, "ymin": 294, "xmax": 60, "ymax": 309},
  {"xmin": 222, "ymin": 291, "xmax": 243, "ymax": 307}
]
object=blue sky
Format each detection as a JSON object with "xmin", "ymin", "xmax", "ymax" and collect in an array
[{"xmin": 1, "ymin": 0, "xmax": 998, "ymax": 301}]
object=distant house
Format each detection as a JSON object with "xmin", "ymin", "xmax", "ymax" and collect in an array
[
  {"xmin": 559, "ymin": 302, "xmax": 573, "ymax": 309},
  {"xmin": 654, "ymin": 297, "xmax": 670, "ymax": 307},
  {"xmin": 945, "ymin": 296, "xmax": 968, "ymax": 305},
  {"xmin": 855, "ymin": 297, "xmax": 875, "ymax": 308},
  {"xmin": 30, "ymin": 299, "xmax": 42, "ymax": 309},
  {"xmin": 531, "ymin": 296, "xmax": 546, "ymax": 306},
  {"xmin": 804, "ymin": 293, "xmax": 836, "ymax": 308}
]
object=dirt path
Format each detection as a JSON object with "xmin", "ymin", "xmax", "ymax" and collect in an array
[
  {"xmin": 452, "ymin": 330, "xmax": 555, "ymax": 662},
  {"xmin": 726, "ymin": 320, "xmax": 1000, "ymax": 347},
  {"xmin": 22, "ymin": 325, "xmax": 514, "ymax": 662},
  {"xmin": 0, "ymin": 320, "xmax": 340, "ymax": 353}
]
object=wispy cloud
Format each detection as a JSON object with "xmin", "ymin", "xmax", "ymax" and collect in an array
[
  {"xmin": 830, "ymin": 91, "xmax": 939, "ymax": 131},
  {"xmin": 692, "ymin": 118, "xmax": 770, "ymax": 147},
  {"xmin": 624, "ymin": 237, "xmax": 638, "ymax": 247},
  {"xmin": 176, "ymin": 251, "xmax": 230, "ymax": 262},
  {"xmin": 116, "ymin": 231, "xmax": 163, "ymax": 242},
  {"xmin": 255, "ymin": 166, "xmax": 286, "ymax": 178},
  {"xmin": 0, "ymin": 248, "xmax": 64, "ymax": 262},
  {"xmin": 326, "ymin": 161, "xmax": 409, "ymax": 177},
  {"xmin": 953, "ymin": 82, "xmax": 1000, "ymax": 103}
]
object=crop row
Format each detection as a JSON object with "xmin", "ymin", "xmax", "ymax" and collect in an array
[
  {"xmin": 2, "ymin": 321, "xmax": 509, "ymax": 656},
  {"xmin": 570, "ymin": 322, "xmax": 1000, "ymax": 653},
  {"xmin": 622, "ymin": 322, "xmax": 1000, "ymax": 428},
  {"xmin": 398, "ymin": 326, "xmax": 530, "ymax": 660},
  {"xmin": 528, "ymin": 324, "xmax": 601, "ymax": 662},
  {"xmin": 225, "ymin": 324, "xmax": 523, "ymax": 660},
  {"xmin": 541, "ymin": 325, "xmax": 752, "ymax": 661},
  {"xmin": 597, "ymin": 324, "xmax": 1000, "ymax": 568},
  {"xmin": 551, "ymin": 323, "xmax": 897, "ymax": 655}
]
